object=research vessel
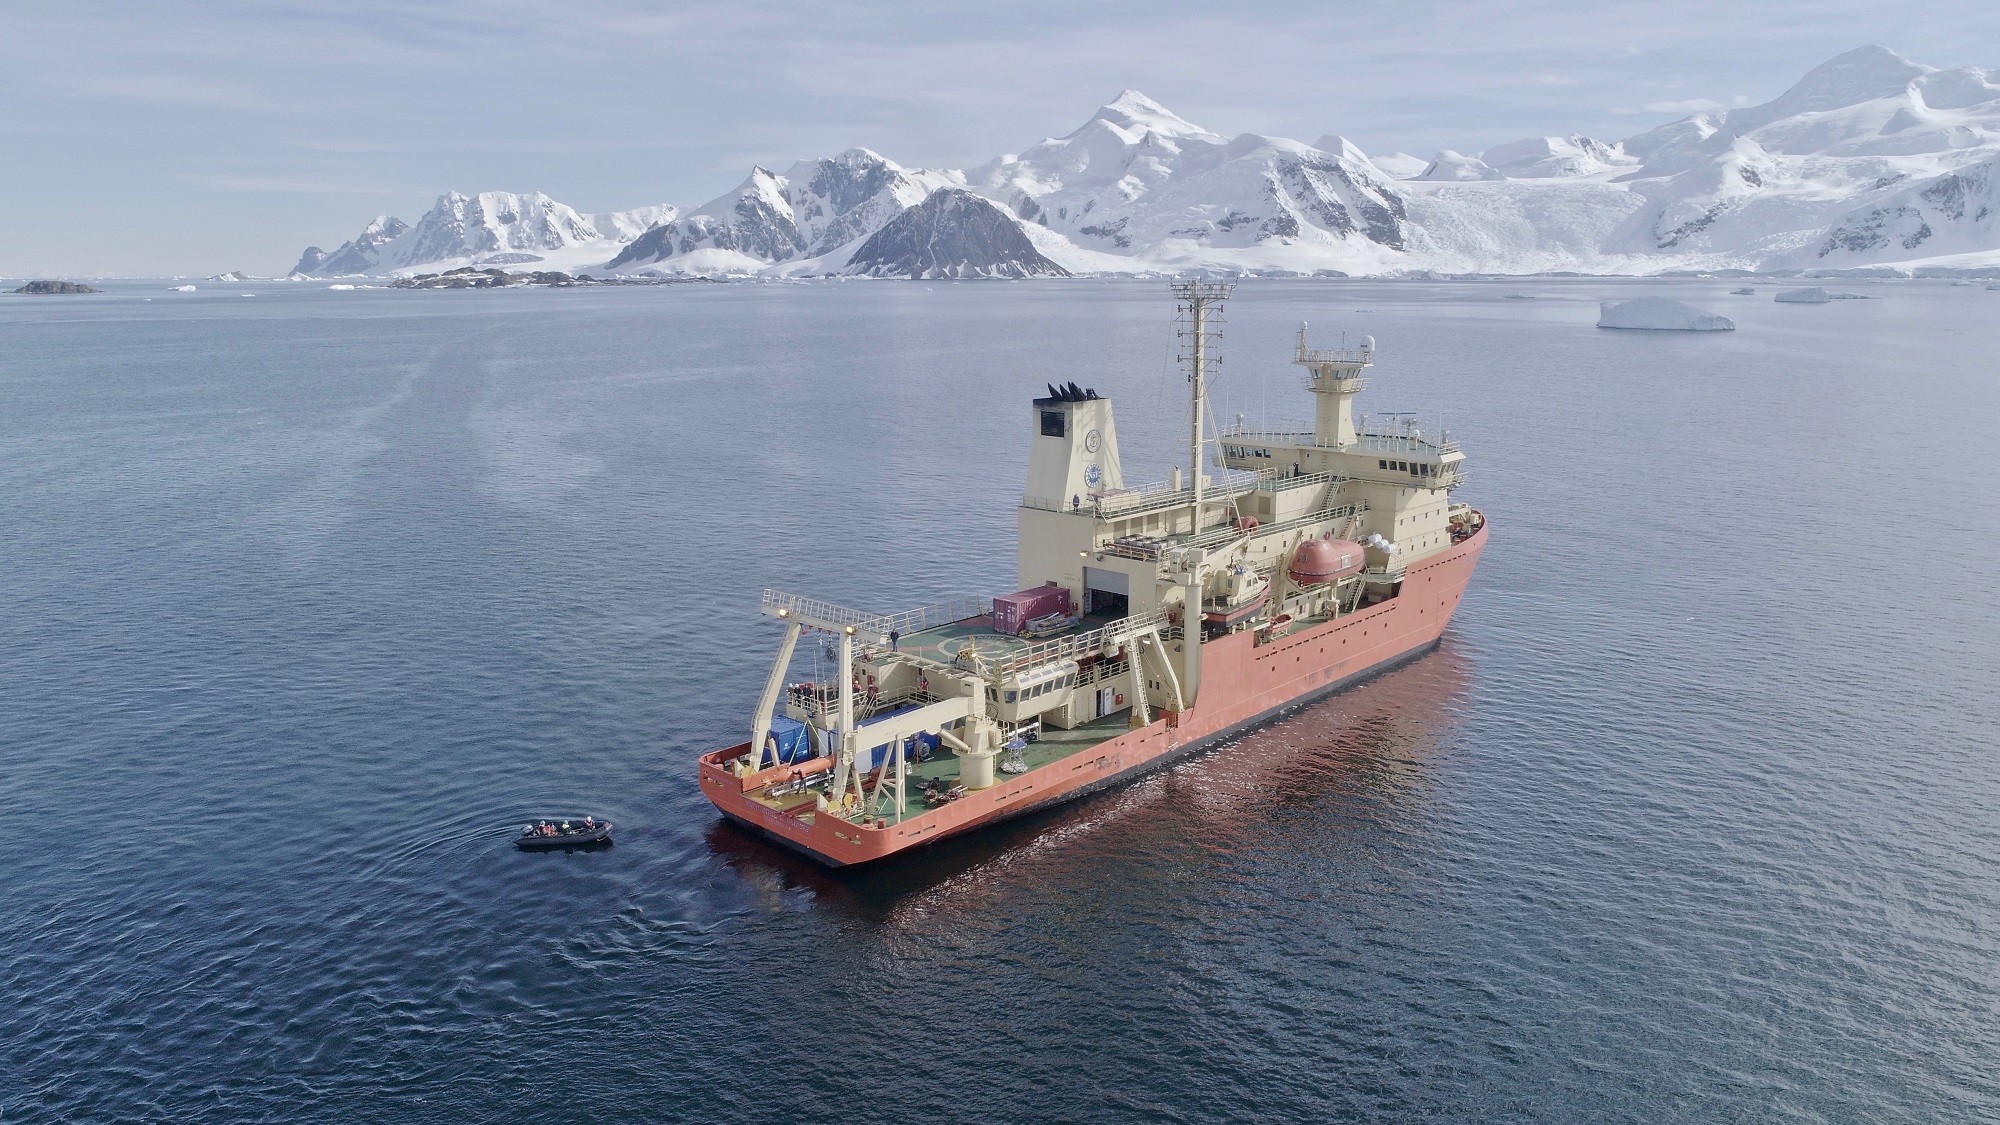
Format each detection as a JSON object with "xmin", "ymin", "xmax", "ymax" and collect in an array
[{"xmin": 699, "ymin": 283, "xmax": 1486, "ymax": 866}]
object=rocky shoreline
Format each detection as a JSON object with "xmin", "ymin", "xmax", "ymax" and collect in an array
[{"xmin": 388, "ymin": 266, "xmax": 718, "ymax": 289}]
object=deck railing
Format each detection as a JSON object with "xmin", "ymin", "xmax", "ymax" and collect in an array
[
  {"xmin": 1022, "ymin": 469, "xmax": 1262, "ymax": 522},
  {"xmin": 761, "ymin": 589, "xmax": 990, "ymax": 637},
  {"xmin": 1255, "ymin": 469, "xmax": 1348, "ymax": 493},
  {"xmin": 997, "ymin": 610, "xmax": 1175, "ymax": 673}
]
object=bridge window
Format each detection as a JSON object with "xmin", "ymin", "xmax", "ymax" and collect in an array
[
  {"xmin": 1041, "ymin": 411, "xmax": 1065, "ymax": 438},
  {"xmin": 1004, "ymin": 690, "xmax": 1018, "ymax": 703}
]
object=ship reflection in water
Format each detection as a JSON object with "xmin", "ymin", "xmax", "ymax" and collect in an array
[{"xmin": 707, "ymin": 637, "xmax": 1474, "ymax": 926}]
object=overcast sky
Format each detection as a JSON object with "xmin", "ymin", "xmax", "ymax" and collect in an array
[{"xmin": 3, "ymin": 1, "xmax": 1995, "ymax": 276}]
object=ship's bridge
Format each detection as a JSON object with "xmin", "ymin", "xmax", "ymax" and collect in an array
[{"xmin": 1220, "ymin": 423, "xmax": 1466, "ymax": 490}]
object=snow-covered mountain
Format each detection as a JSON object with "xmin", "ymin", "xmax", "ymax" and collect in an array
[
  {"xmin": 297, "ymin": 191, "xmax": 675, "ymax": 276},
  {"xmin": 1413, "ymin": 150, "xmax": 1506, "ymax": 182},
  {"xmin": 606, "ymin": 149, "xmax": 961, "ymax": 274},
  {"xmin": 1800, "ymin": 153, "xmax": 1999, "ymax": 269},
  {"xmin": 1392, "ymin": 46, "xmax": 2000, "ymax": 275},
  {"xmin": 962, "ymin": 92, "xmax": 1411, "ymax": 274},
  {"xmin": 1480, "ymin": 135, "xmax": 1637, "ymax": 179},
  {"xmin": 291, "ymin": 47, "xmax": 2000, "ymax": 279}
]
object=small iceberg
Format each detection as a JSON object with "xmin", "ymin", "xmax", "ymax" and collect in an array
[
  {"xmin": 1775, "ymin": 287, "xmax": 1832, "ymax": 304},
  {"xmin": 1730, "ymin": 287, "xmax": 1755, "ymax": 295},
  {"xmin": 167, "ymin": 284, "xmax": 196, "ymax": 292},
  {"xmin": 1828, "ymin": 291, "xmax": 1873, "ymax": 300},
  {"xmin": 1597, "ymin": 297, "xmax": 1735, "ymax": 332},
  {"xmin": 328, "ymin": 283, "xmax": 356, "ymax": 290}
]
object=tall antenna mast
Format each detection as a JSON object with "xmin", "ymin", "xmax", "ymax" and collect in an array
[{"xmin": 1170, "ymin": 279, "xmax": 1233, "ymax": 532}]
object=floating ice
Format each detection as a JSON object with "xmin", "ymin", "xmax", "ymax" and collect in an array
[
  {"xmin": 167, "ymin": 284, "xmax": 196, "ymax": 292},
  {"xmin": 328, "ymin": 284, "xmax": 356, "ymax": 290},
  {"xmin": 1597, "ymin": 297, "xmax": 1736, "ymax": 331},
  {"xmin": 1731, "ymin": 287, "xmax": 1756, "ymax": 295},
  {"xmin": 1775, "ymin": 287, "xmax": 1832, "ymax": 303}
]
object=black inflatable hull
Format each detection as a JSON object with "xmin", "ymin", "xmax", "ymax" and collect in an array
[{"xmin": 516, "ymin": 824, "xmax": 613, "ymax": 849}]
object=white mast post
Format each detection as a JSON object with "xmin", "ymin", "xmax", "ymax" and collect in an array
[
  {"xmin": 1171, "ymin": 280, "xmax": 1234, "ymax": 534},
  {"xmin": 748, "ymin": 615, "xmax": 802, "ymax": 771},
  {"xmin": 1190, "ymin": 294, "xmax": 1206, "ymax": 532},
  {"xmin": 827, "ymin": 623, "xmax": 859, "ymax": 813}
]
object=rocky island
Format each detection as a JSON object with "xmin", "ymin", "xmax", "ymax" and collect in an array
[
  {"xmin": 391, "ymin": 267, "xmax": 603, "ymax": 289},
  {"xmin": 11, "ymin": 280, "xmax": 101, "ymax": 294}
]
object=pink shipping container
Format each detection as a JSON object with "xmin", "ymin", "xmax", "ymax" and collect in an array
[{"xmin": 992, "ymin": 585, "xmax": 1072, "ymax": 635}]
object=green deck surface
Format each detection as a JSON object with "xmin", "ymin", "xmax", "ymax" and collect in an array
[
  {"xmin": 891, "ymin": 616, "xmax": 1031, "ymax": 665},
  {"xmin": 856, "ymin": 711, "xmax": 1134, "ymax": 821}
]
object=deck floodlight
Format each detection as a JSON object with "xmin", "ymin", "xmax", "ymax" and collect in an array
[
  {"xmin": 843, "ymin": 624, "xmax": 856, "ymax": 635},
  {"xmin": 776, "ymin": 607, "xmax": 790, "ymax": 618}
]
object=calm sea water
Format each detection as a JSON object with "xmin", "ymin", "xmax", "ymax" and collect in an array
[{"xmin": 2, "ymin": 278, "xmax": 1996, "ymax": 1123}]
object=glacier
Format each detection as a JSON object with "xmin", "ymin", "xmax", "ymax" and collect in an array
[{"xmin": 290, "ymin": 46, "xmax": 2000, "ymax": 281}]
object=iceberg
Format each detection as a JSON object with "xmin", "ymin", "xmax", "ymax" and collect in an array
[
  {"xmin": 1731, "ymin": 287, "xmax": 1755, "ymax": 295},
  {"xmin": 1775, "ymin": 287, "xmax": 1832, "ymax": 303},
  {"xmin": 1597, "ymin": 297, "xmax": 1736, "ymax": 331},
  {"xmin": 167, "ymin": 284, "xmax": 196, "ymax": 292}
]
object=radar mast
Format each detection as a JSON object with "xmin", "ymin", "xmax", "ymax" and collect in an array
[{"xmin": 1171, "ymin": 280, "xmax": 1234, "ymax": 529}]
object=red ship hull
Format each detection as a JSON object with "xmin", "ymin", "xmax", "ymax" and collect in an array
[{"xmin": 699, "ymin": 516, "xmax": 1487, "ymax": 866}]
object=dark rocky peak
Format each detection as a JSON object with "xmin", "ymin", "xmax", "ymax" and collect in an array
[{"xmin": 845, "ymin": 189, "xmax": 1070, "ymax": 279}]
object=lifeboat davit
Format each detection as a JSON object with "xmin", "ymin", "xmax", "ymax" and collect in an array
[
  {"xmin": 1288, "ymin": 538, "xmax": 1366, "ymax": 585},
  {"xmin": 1201, "ymin": 584, "xmax": 1270, "ymax": 628}
]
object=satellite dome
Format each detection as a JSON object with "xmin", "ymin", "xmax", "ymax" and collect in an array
[{"xmin": 1360, "ymin": 335, "xmax": 1375, "ymax": 351}]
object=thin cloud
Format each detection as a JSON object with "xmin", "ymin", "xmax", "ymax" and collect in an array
[
  {"xmin": 1642, "ymin": 98, "xmax": 1731, "ymax": 114},
  {"xmin": 182, "ymin": 174, "xmax": 413, "ymax": 196}
]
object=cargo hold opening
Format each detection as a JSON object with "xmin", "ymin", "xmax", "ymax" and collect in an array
[{"xmin": 1082, "ymin": 565, "xmax": 1129, "ymax": 618}]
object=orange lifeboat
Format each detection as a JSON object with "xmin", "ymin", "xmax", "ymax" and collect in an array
[{"xmin": 1288, "ymin": 538, "xmax": 1366, "ymax": 585}]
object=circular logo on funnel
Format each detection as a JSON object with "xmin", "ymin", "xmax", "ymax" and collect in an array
[
  {"xmin": 1085, "ymin": 463, "xmax": 1102, "ymax": 488},
  {"xmin": 1084, "ymin": 428, "xmax": 1101, "ymax": 453}
]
